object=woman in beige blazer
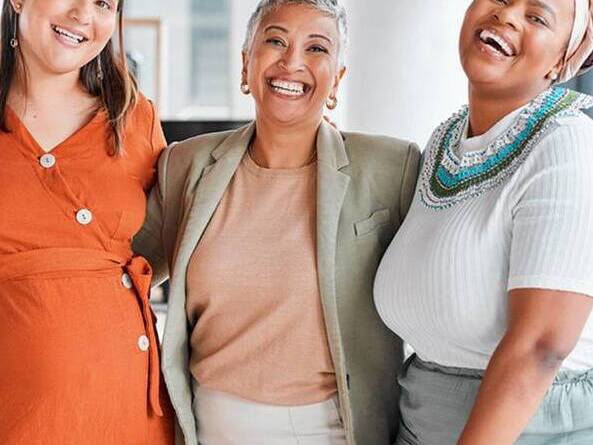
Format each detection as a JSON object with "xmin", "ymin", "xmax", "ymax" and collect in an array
[{"xmin": 135, "ymin": 1, "xmax": 419, "ymax": 444}]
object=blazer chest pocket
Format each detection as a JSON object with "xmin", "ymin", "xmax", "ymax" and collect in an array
[{"xmin": 354, "ymin": 208, "xmax": 391, "ymax": 237}]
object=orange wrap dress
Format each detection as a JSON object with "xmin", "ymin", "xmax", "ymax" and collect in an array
[{"xmin": 0, "ymin": 96, "xmax": 175, "ymax": 445}]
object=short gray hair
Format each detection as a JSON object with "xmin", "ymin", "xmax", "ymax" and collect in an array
[{"xmin": 243, "ymin": 0, "xmax": 348, "ymax": 66}]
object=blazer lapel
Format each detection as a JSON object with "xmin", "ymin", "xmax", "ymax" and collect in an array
[
  {"xmin": 172, "ymin": 123, "xmax": 255, "ymax": 272},
  {"xmin": 163, "ymin": 123, "xmax": 254, "ymax": 368},
  {"xmin": 316, "ymin": 121, "xmax": 351, "ymax": 370}
]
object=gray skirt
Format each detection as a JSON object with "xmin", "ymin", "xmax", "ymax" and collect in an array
[{"xmin": 396, "ymin": 355, "xmax": 593, "ymax": 445}]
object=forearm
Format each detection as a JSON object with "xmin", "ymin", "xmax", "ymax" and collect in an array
[{"xmin": 457, "ymin": 336, "xmax": 561, "ymax": 445}]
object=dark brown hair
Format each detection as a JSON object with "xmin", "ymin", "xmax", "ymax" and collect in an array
[{"xmin": 0, "ymin": 0, "xmax": 138, "ymax": 155}]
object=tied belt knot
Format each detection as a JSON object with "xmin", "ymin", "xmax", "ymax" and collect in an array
[{"xmin": 0, "ymin": 247, "xmax": 165, "ymax": 417}]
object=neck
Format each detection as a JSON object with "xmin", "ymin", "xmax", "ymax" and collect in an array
[
  {"xmin": 251, "ymin": 115, "xmax": 320, "ymax": 169},
  {"xmin": 9, "ymin": 56, "xmax": 90, "ymax": 113},
  {"xmin": 467, "ymin": 83, "xmax": 549, "ymax": 137}
]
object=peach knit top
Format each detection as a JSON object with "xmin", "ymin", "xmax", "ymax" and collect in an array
[{"xmin": 186, "ymin": 153, "xmax": 337, "ymax": 405}]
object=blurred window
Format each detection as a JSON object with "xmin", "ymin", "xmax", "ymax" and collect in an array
[{"xmin": 125, "ymin": 0, "xmax": 231, "ymax": 118}]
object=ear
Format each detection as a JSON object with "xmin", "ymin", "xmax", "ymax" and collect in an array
[
  {"xmin": 331, "ymin": 66, "xmax": 347, "ymax": 98},
  {"xmin": 547, "ymin": 56, "xmax": 565, "ymax": 82},
  {"xmin": 9, "ymin": 0, "xmax": 23, "ymax": 13},
  {"xmin": 241, "ymin": 50, "xmax": 250, "ymax": 84}
]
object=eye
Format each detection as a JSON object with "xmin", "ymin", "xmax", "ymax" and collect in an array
[
  {"xmin": 308, "ymin": 44, "xmax": 329, "ymax": 54},
  {"xmin": 95, "ymin": 0, "xmax": 113, "ymax": 10},
  {"xmin": 265, "ymin": 38, "xmax": 287, "ymax": 47},
  {"xmin": 493, "ymin": 0, "xmax": 509, "ymax": 5},
  {"xmin": 528, "ymin": 15, "xmax": 547, "ymax": 26}
]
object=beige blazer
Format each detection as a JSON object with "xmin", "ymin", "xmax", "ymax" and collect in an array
[{"xmin": 134, "ymin": 121, "xmax": 421, "ymax": 445}]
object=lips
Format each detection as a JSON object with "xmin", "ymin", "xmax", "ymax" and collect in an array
[
  {"xmin": 51, "ymin": 24, "xmax": 89, "ymax": 45},
  {"xmin": 477, "ymin": 28, "xmax": 517, "ymax": 58}
]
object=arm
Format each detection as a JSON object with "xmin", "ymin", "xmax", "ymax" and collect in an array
[
  {"xmin": 457, "ymin": 289, "xmax": 593, "ymax": 445},
  {"xmin": 458, "ymin": 121, "xmax": 593, "ymax": 444},
  {"xmin": 398, "ymin": 143, "xmax": 421, "ymax": 221},
  {"xmin": 133, "ymin": 147, "xmax": 171, "ymax": 286}
]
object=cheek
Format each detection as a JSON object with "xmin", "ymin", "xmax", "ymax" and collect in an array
[
  {"xmin": 95, "ymin": 20, "xmax": 117, "ymax": 45},
  {"xmin": 312, "ymin": 62, "xmax": 336, "ymax": 95},
  {"xmin": 522, "ymin": 32, "xmax": 563, "ymax": 68}
]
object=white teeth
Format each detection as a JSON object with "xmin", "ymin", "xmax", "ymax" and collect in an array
[
  {"xmin": 480, "ymin": 29, "xmax": 515, "ymax": 57},
  {"xmin": 52, "ymin": 25, "xmax": 86, "ymax": 44},
  {"xmin": 270, "ymin": 79, "xmax": 306, "ymax": 95}
]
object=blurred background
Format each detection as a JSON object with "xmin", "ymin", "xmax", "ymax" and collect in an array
[
  {"xmin": 124, "ymin": 0, "xmax": 593, "ymax": 335},
  {"xmin": 125, "ymin": 0, "xmax": 593, "ymax": 148}
]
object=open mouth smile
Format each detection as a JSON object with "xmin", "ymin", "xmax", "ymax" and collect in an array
[
  {"xmin": 477, "ymin": 28, "xmax": 517, "ymax": 58},
  {"xmin": 51, "ymin": 25, "xmax": 89, "ymax": 45},
  {"xmin": 267, "ymin": 78, "xmax": 312, "ymax": 97}
]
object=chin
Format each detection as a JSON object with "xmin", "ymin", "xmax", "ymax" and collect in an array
[
  {"xmin": 463, "ymin": 59, "xmax": 509, "ymax": 87},
  {"xmin": 44, "ymin": 55, "xmax": 94, "ymax": 75}
]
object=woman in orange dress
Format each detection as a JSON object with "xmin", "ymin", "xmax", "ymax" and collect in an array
[{"xmin": 0, "ymin": 1, "xmax": 174, "ymax": 444}]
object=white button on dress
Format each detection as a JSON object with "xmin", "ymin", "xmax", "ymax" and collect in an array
[
  {"xmin": 75, "ymin": 209, "xmax": 93, "ymax": 225},
  {"xmin": 138, "ymin": 335, "xmax": 150, "ymax": 352},
  {"xmin": 39, "ymin": 154, "xmax": 56, "ymax": 169},
  {"xmin": 121, "ymin": 273, "xmax": 133, "ymax": 289}
]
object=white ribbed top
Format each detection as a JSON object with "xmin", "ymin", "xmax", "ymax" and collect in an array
[{"xmin": 374, "ymin": 111, "xmax": 593, "ymax": 371}]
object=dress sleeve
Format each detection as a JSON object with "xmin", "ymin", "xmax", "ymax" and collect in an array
[
  {"xmin": 507, "ymin": 118, "xmax": 593, "ymax": 297},
  {"xmin": 133, "ymin": 143, "xmax": 174, "ymax": 286},
  {"xmin": 148, "ymin": 99, "xmax": 167, "ymax": 157}
]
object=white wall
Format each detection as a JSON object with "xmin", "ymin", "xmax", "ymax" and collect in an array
[{"xmin": 343, "ymin": 0, "xmax": 471, "ymax": 147}]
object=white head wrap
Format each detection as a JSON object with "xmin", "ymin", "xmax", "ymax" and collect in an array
[{"xmin": 557, "ymin": 0, "xmax": 593, "ymax": 83}]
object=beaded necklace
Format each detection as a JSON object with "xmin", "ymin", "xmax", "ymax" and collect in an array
[{"xmin": 419, "ymin": 87, "xmax": 593, "ymax": 210}]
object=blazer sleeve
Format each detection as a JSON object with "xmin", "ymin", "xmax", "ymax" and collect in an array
[
  {"xmin": 133, "ymin": 144, "xmax": 175, "ymax": 286},
  {"xmin": 398, "ymin": 142, "xmax": 421, "ymax": 222}
]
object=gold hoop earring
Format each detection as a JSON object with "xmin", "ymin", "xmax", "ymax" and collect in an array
[
  {"xmin": 326, "ymin": 96, "xmax": 338, "ymax": 110},
  {"xmin": 240, "ymin": 83, "xmax": 251, "ymax": 95}
]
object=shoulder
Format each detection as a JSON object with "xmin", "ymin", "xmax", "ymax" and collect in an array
[
  {"xmin": 513, "ymin": 112, "xmax": 593, "ymax": 198},
  {"xmin": 126, "ymin": 93, "xmax": 157, "ymax": 128},
  {"xmin": 341, "ymin": 131, "xmax": 421, "ymax": 181},
  {"xmin": 342, "ymin": 131, "xmax": 419, "ymax": 159},
  {"xmin": 532, "ymin": 112, "xmax": 593, "ymax": 165},
  {"xmin": 158, "ymin": 124, "xmax": 248, "ymax": 179}
]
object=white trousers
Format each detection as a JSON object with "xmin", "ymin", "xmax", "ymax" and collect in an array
[{"xmin": 193, "ymin": 386, "xmax": 348, "ymax": 445}]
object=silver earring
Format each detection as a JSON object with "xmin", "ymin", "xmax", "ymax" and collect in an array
[
  {"xmin": 97, "ymin": 57, "xmax": 104, "ymax": 81},
  {"xmin": 548, "ymin": 72, "xmax": 559, "ymax": 81},
  {"xmin": 326, "ymin": 95, "xmax": 338, "ymax": 110},
  {"xmin": 240, "ymin": 83, "xmax": 250, "ymax": 95},
  {"xmin": 10, "ymin": 4, "xmax": 21, "ymax": 49}
]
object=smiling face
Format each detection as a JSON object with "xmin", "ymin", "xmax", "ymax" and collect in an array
[
  {"xmin": 242, "ymin": 3, "xmax": 346, "ymax": 127},
  {"xmin": 459, "ymin": 0, "xmax": 575, "ymax": 98},
  {"xmin": 12, "ymin": 0, "xmax": 118, "ymax": 77}
]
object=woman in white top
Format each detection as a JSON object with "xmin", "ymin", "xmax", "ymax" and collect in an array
[{"xmin": 374, "ymin": 0, "xmax": 593, "ymax": 444}]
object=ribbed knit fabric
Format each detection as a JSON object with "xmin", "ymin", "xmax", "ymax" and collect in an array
[
  {"xmin": 374, "ymin": 111, "xmax": 593, "ymax": 371},
  {"xmin": 186, "ymin": 154, "xmax": 337, "ymax": 405}
]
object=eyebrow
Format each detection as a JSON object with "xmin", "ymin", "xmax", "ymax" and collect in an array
[
  {"xmin": 264, "ymin": 25, "xmax": 334, "ymax": 45},
  {"xmin": 527, "ymin": 0, "xmax": 557, "ymax": 21}
]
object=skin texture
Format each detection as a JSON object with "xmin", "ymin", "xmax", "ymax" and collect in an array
[
  {"xmin": 458, "ymin": 290, "xmax": 593, "ymax": 445},
  {"xmin": 455, "ymin": 1, "xmax": 593, "ymax": 444},
  {"xmin": 8, "ymin": 0, "xmax": 118, "ymax": 151},
  {"xmin": 242, "ymin": 3, "xmax": 346, "ymax": 169},
  {"xmin": 459, "ymin": 0, "xmax": 574, "ymax": 136}
]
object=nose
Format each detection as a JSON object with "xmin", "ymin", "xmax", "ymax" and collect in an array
[
  {"xmin": 69, "ymin": 0, "xmax": 93, "ymax": 26},
  {"xmin": 278, "ymin": 45, "xmax": 305, "ymax": 72},
  {"xmin": 492, "ymin": 4, "xmax": 520, "ymax": 31}
]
